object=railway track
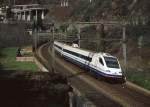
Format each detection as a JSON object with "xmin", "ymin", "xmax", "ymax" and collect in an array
[{"xmin": 37, "ymin": 42, "xmax": 150, "ymax": 107}]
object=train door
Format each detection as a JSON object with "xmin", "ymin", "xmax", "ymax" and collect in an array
[
  {"xmin": 85, "ymin": 52, "xmax": 94, "ymax": 71},
  {"xmin": 97, "ymin": 57, "xmax": 105, "ymax": 71}
]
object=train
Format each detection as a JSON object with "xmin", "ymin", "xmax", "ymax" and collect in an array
[{"xmin": 54, "ymin": 41, "xmax": 126, "ymax": 83}]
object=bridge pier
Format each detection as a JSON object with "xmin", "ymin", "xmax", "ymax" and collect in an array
[
  {"xmin": 35, "ymin": 10, "xmax": 38, "ymax": 21},
  {"xmin": 41, "ymin": 10, "xmax": 44, "ymax": 20},
  {"xmin": 19, "ymin": 12, "xmax": 22, "ymax": 20},
  {"xmin": 22, "ymin": 11, "xmax": 26, "ymax": 20},
  {"xmin": 15, "ymin": 9, "xmax": 47, "ymax": 21},
  {"xmin": 27, "ymin": 11, "xmax": 31, "ymax": 21}
]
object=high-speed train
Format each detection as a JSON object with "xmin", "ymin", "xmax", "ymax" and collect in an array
[{"xmin": 54, "ymin": 41, "xmax": 126, "ymax": 82}]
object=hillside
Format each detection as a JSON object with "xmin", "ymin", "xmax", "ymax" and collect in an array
[
  {"xmin": 43, "ymin": 0, "xmax": 149, "ymax": 22},
  {"xmin": 5, "ymin": 0, "xmax": 150, "ymax": 70},
  {"xmin": 45, "ymin": 0, "xmax": 150, "ymax": 70}
]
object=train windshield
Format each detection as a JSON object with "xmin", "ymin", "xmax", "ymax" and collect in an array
[{"xmin": 104, "ymin": 57, "xmax": 119, "ymax": 68}]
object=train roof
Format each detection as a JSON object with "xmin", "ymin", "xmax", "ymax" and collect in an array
[
  {"xmin": 54, "ymin": 41, "xmax": 117, "ymax": 58},
  {"xmin": 97, "ymin": 53, "xmax": 116, "ymax": 58}
]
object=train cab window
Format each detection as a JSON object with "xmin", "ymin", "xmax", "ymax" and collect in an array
[
  {"xmin": 99, "ymin": 58, "xmax": 104, "ymax": 66},
  {"xmin": 104, "ymin": 57, "xmax": 119, "ymax": 68}
]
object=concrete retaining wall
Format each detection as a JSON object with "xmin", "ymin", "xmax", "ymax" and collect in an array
[
  {"xmin": 16, "ymin": 57, "xmax": 34, "ymax": 62},
  {"xmin": 69, "ymin": 86, "xmax": 96, "ymax": 107},
  {"xmin": 34, "ymin": 57, "xmax": 49, "ymax": 72}
]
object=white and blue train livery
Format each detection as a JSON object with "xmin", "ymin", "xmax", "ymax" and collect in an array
[{"xmin": 54, "ymin": 41, "xmax": 125, "ymax": 82}]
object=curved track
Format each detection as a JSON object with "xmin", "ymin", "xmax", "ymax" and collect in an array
[{"xmin": 37, "ymin": 43, "xmax": 150, "ymax": 107}]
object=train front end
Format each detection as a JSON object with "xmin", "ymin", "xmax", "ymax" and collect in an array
[{"xmin": 99, "ymin": 53, "xmax": 126, "ymax": 83}]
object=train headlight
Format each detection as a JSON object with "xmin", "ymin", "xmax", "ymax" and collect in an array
[{"xmin": 106, "ymin": 70, "xmax": 111, "ymax": 72}]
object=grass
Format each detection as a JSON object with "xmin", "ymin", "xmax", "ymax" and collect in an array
[
  {"xmin": 126, "ymin": 70, "xmax": 150, "ymax": 90},
  {"xmin": 0, "ymin": 47, "xmax": 38, "ymax": 71}
]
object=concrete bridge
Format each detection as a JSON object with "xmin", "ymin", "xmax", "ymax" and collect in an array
[{"xmin": 12, "ymin": 4, "xmax": 48, "ymax": 21}]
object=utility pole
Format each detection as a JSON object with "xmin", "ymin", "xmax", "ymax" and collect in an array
[
  {"xmin": 9, "ymin": 0, "xmax": 11, "ymax": 6},
  {"xmin": 34, "ymin": 27, "xmax": 37, "ymax": 53},
  {"xmin": 122, "ymin": 26, "xmax": 127, "ymax": 72},
  {"xmin": 138, "ymin": 35, "xmax": 143, "ymax": 62},
  {"xmin": 52, "ymin": 24, "xmax": 55, "ymax": 73},
  {"xmin": 97, "ymin": 25, "xmax": 100, "ymax": 52},
  {"xmin": 52, "ymin": 24, "xmax": 55, "ymax": 41},
  {"xmin": 33, "ymin": 18, "xmax": 38, "ymax": 53},
  {"xmin": 65, "ymin": 27, "xmax": 67, "ymax": 43},
  {"xmin": 78, "ymin": 28, "xmax": 81, "ymax": 48},
  {"xmin": 14, "ymin": 0, "xmax": 15, "ymax": 5},
  {"xmin": 97, "ymin": 24, "xmax": 105, "ymax": 52}
]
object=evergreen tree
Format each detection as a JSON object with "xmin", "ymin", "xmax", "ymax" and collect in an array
[{"xmin": 0, "ymin": 0, "xmax": 8, "ymax": 7}]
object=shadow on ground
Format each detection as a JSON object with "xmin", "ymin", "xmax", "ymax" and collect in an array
[
  {"xmin": 0, "ymin": 48, "xmax": 3, "ymax": 70},
  {"xmin": 0, "ymin": 70, "xmax": 72, "ymax": 107}
]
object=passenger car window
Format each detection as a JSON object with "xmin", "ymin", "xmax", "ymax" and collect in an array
[{"xmin": 99, "ymin": 58, "xmax": 104, "ymax": 66}]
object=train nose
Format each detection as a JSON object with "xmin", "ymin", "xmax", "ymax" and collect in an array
[
  {"xmin": 119, "ymin": 71, "xmax": 122, "ymax": 74},
  {"xmin": 116, "ymin": 70, "xmax": 122, "ymax": 75},
  {"xmin": 108, "ymin": 68, "xmax": 122, "ymax": 75}
]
